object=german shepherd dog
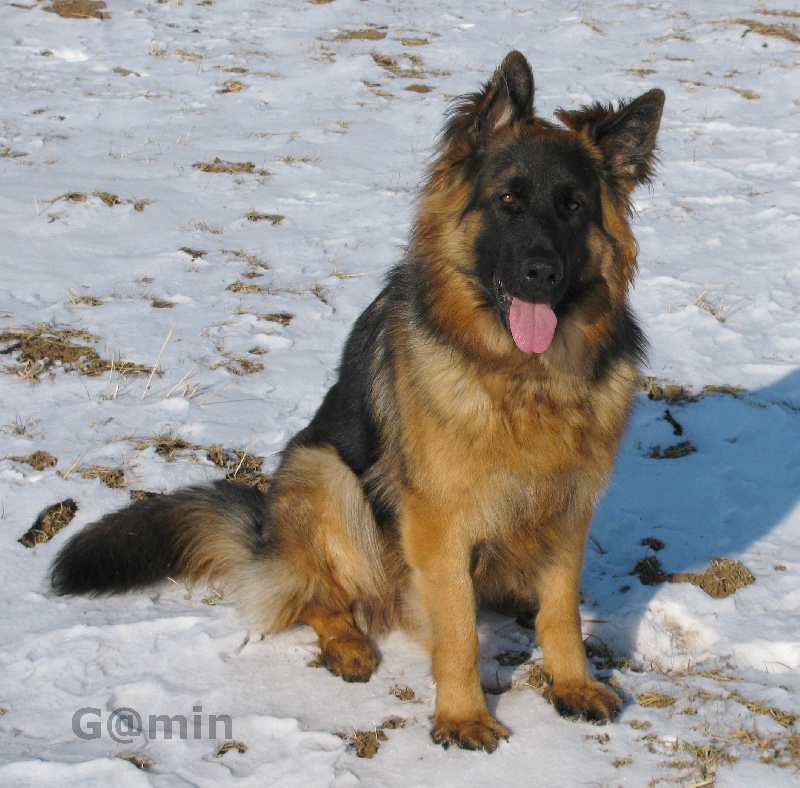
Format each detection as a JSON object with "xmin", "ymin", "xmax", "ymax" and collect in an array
[{"xmin": 51, "ymin": 52, "xmax": 664, "ymax": 752}]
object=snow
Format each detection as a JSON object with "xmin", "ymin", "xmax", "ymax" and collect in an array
[{"xmin": 1, "ymin": 0, "xmax": 799, "ymax": 785}]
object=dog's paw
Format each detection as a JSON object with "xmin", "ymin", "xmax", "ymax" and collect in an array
[
  {"xmin": 548, "ymin": 680, "xmax": 621, "ymax": 724},
  {"xmin": 431, "ymin": 716, "xmax": 510, "ymax": 752},
  {"xmin": 320, "ymin": 634, "xmax": 377, "ymax": 683}
]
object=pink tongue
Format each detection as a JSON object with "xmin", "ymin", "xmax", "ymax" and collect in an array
[{"xmin": 509, "ymin": 298, "xmax": 557, "ymax": 354}]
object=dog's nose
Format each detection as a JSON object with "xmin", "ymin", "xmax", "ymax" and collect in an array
[{"xmin": 523, "ymin": 257, "xmax": 563, "ymax": 293}]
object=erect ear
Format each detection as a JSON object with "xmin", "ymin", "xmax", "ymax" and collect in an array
[
  {"xmin": 475, "ymin": 50, "xmax": 535, "ymax": 147},
  {"xmin": 441, "ymin": 51, "xmax": 535, "ymax": 156},
  {"xmin": 556, "ymin": 88, "xmax": 665, "ymax": 188}
]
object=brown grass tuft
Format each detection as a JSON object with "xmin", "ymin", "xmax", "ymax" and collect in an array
[
  {"xmin": 637, "ymin": 691, "xmax": 677, "ymax": 708},
  {"xmin": 193, "ymin": 158, "xmax": 258, "ymax": 175},
  {"xmin": 44, "ymin": 0, "xmax": 109, "ymax": 20},
  {"xmin": 243, "ymin": 212, "xmax": 284, "ymax": 224},
  {"xmin": 10, "ymin": 451, "xmax": 57, "ymax": 470},
  {"xmin": 81, "ymin": 465, "xmax": 125, "ymax": 489},
  {"xmin": 670, "ymin": 558, "xmax": 755, "ymax": 599},
  {"xmin": 19, "ymin": 499, "xmax": 78, "ymax": 547},
  {"xmin": 729, "ymin": 18, "xmax": 800, "ymax": 43}
]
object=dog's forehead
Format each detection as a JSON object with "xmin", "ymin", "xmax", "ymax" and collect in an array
[{"xmin": 483, "ymin": 132, "xmax": 599, "ymax": 190}]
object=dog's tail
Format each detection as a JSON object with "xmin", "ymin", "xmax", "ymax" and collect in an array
[{"xmin": 50, "ymin": 481, "xmax": 266, "ymax": 597}]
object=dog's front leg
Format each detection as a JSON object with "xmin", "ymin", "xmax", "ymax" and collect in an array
[
  {"xmin": 402, "ymin": 498, "xmax": 509, "ymax": 752},
  {"xmin": 534, "ymin": 520, "xmax": 621, "ymax": 723}
]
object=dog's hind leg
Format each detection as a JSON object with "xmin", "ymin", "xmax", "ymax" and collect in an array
[
  {"xmin": 262, "ymin": 444, "xmax": 386, "ymax": 682},
  {"xmin": 300, "ymin": 603, "xmax": 377, "ymax": 682}
]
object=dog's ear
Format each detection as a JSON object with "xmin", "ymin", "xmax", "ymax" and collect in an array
[
  {"xmin": 556, "ymin": 89, "xmax": 665, "ymax": 188},
  {"xmin": 474, "ymin": 51, "xmax": 535, "ymax": 147},
  {"xmin": 441, "ymin": 51, "xmax": 535, "ymax": 157}
]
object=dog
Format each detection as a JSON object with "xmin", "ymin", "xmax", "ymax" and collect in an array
[{"xmin": 50, "ymin": 51, "xmax": 664, "ymax": 752}]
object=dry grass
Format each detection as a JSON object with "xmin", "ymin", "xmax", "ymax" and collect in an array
[
  {"xmin": 643, "ymin": 378, "xmax": 745, "ymax": 404},
  {"xmin": 389, "ymin": 685, "xmax": 421, "ymax": 703},
  {"xmin": 132, "ymin": 435, "xmax": 271, "ymax": 491},
  {"xmin": 0, "ymin": 325, "xmax": 151, "ymax": 381},
  {"xmin": 215, "ymin": 741, "xmax": 248, "ymax": 758},
  {"xmin": 254, "ymin": 312, "xmax": 293, "ymax": 326},
  {"xmin": 226, "ymin": 281, "xmax": 265, "ymax": 294},
  {"xmin": 243, "ymin": 211, "xmax": 284, "ymax": 225},
  {"xmin": 637, "ymin": 691, "xmax": 678, "ymax": 708},
  {"xmin": 10, "ymin": 451, "xmax": 57, "ymax": 470},
  {"xmin": 649, "ymin": 440, "xmax": 697, "ymax": 460},
  {"xmin": 670, "ymin": 558, "xmax": 755, "ymax": 599},
  {"xmin": 338, "ymin": 717, "xmax": 405, "ymax": 758},
  {"xmin": 19, "ymin": 498, "xmax": 78, "ymax": 547},
  {"xmin": 114, "ymin": 751, "xmax": 153, "ymax": 770},
  {"xmin": 47, "ymin": 190, "xmax": 147, "ymax": 212},
  {"xmin": 729, "ymin": 18, "xmax": 800, "ymax": 43},
  {"xmin": 193, "ymin": 158, "xmax": 268, "ymax": 176},
  {"xmin": 332, "ymin": 29, "xmax": 387, "ymax": 42},
  {"xmin": 81, "ymin": 465, "xmax": 125, "ymax": 489},
  {"xmin": 44, "ymin": 0, "xmax": 109, "ymax": 20}
]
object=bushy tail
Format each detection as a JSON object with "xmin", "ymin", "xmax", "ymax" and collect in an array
[{"xmin": 50, "ymin": 481, "xmax": 267, "ymax": 596}]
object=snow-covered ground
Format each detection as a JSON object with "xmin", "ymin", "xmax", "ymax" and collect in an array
[{"xmin": 1, "ymin": 1, "xmax": 799, "ymax": 785}]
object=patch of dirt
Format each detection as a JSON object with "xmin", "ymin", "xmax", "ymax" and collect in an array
[
  {"xmin": 10, "ymin": 450, "xmax": 57, "ymax": 470},
  {"xmin": 81, "ymin": 465, "xmax": 125, "ymax": 489},
  {"xmin": 650, "ymin": 440, "xmax": 697, "ymax": 459},
  {"xmin": 670, "ymin": 558, "xmax": 755, "ymax": 599},
  {"xmin": 0, "ymin": 326, "xmax": 151, "ymax": 381},
  {"xmin": 44, "ymin": 0, "xmax": 109, "ymax": 20},
  {"xmin": 151, "ymin": 299, "xmax": 174, "ymax": 309},
  {"xmin": 632, "ymin": 555, "xmax": 670, "ymax": 585},
  {"xmin": 641, "ymin": 536, "xmax": 665, "ymax": 551},
  {"xmin": 494, "ymin": 650, "xmax": 531, "ymax": 666},
  {"xmin": 662, "ymin": 409, "xmax": 683, "ymax": 436},
  {"xmin": 405, "ymin": 84, "xmax": 433, "ymax": 93},
  {"xmin": 19, "ymin": 498, "xmax": 78, "ymax": 547}
]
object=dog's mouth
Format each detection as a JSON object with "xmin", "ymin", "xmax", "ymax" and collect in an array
[{"xmin": 493, "ymin": 272, "xmax": 558, "ymax": 354}]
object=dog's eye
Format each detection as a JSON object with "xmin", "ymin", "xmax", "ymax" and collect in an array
[
  {"xmin": 499, "ymin": 193, "xmax": 516, "ymax": 205},
  {"xmin": 566, "ymin": 198, "xmax": 581, "ymax": 212}
]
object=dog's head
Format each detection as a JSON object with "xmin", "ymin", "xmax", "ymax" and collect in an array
[{"xmin": 415, "ymin": 52, "xmax": 664, "ymax": 362}]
